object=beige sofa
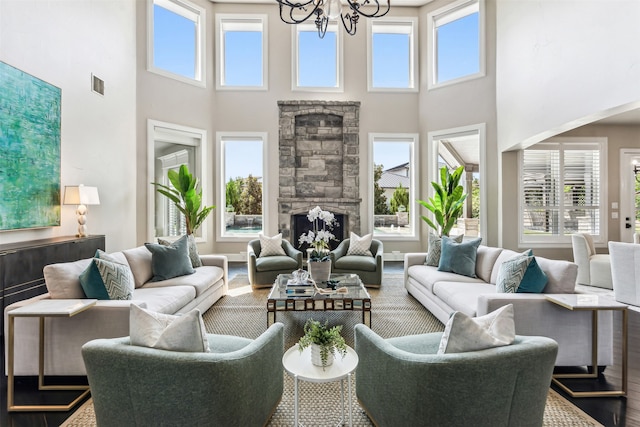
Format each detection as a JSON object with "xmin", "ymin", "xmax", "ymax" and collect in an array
[
  {"xmin": 405, "ymin": 245, "xmax": 613, "ymax": 367},
  {"xmin": 4, "ymin": 246, "xmax": 228, "ymax": 376}
]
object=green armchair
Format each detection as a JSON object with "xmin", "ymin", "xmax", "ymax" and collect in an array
[
  {"xmin": 247, "ymin": 239, "xmax": 303, "ymax": 288},
  {"xmin": 354, "ymin": 324, "xmax": 558, "ymax": 427},
  {"xmin": 330, "ymin": 238, "xmax": 383, "ymax": 287},
  {"xmin": 82, "ymin": 323, "xmax": 285, "ymax": 427}
]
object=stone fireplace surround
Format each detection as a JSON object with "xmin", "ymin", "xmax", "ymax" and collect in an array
[{"xmin": 278, "ymin": 100, "xmax": 362, "ymax": 249}]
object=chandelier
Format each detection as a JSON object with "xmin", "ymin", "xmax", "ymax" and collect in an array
[{"xmin": 276, "ymin": 0, "xmax": 391, "ymax": 38}]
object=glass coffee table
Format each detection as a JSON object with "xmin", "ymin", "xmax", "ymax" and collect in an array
[{"xmin": 267, "ymin": 273, "xmax": 372, "ymax": 328}]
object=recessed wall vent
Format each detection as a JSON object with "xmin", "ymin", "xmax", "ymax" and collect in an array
[{"xmin": 91, "ymin": 74, "xmax": 104, "ymax": 96}]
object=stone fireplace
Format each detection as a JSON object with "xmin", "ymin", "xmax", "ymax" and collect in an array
[{"xmin": 278, "ymin": 100, "xmax": 361, "ymax": 249}]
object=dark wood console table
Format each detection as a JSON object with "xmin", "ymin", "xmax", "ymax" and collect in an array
[{"xmin": 0, "ymin": 235, "xmax": 105, "ymax": 337}]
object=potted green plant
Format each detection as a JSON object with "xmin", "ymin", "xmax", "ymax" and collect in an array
[
  {"xmin": 152, "ymin": 164, "xmax": 215, "ymax": 236},
  {"xmin": 417, "ymin": 165, "xmax": 467, "ymax": 237},
  {"xmin": 298, "ymin": 319, "xmax": 347, "ymax": 368}
]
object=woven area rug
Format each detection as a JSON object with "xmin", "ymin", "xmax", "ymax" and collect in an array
[{"xmin": 61, "ymin": 274, "xmax": 603, "ymax": 427}]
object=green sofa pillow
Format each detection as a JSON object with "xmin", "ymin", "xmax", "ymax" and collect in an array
[
  {"xmin": 496, "ymin": 250, "xmax": 548, "ymax": 293},
  {"xmin": 79, "ymin": 249, "xmax": 126, "ymax": 300},
  {"xmin": 145, "ymin": 235, "xmax": 195, "ymax": 281},
  {"xmin": 437, "ymin": 236, "xmax": 482, "ymax": 277}
]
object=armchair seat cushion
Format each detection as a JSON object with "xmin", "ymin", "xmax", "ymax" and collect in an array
[
  {"xmin": 256, "ymin": 255, "xmax": 299, "ymax": 272},
  {"xmin": 334, "ymin": 255, "xmax": 377, "ymax": 272}
]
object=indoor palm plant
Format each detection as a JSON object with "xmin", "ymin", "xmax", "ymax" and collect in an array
[
  {"xmin": 152, "ymin": 164, "xmax": 215, "ymax": 236},
  {"xmin": 298, "ymin": 319, "xmax": 347, "ymax": 368},
  {"xmin": 417, "ymin": 165, "xmax": 467, "ymax": 237}
]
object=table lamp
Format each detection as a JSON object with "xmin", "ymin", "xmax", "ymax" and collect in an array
[{"xmin": 64, "ymin": 185, "xmax": 100, "ymax": 237}]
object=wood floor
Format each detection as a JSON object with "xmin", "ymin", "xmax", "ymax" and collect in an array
[{"xmin": 0, "ymin": 261, "xmax": 637, "ymax": 426}]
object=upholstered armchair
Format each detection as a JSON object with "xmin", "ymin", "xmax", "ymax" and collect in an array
[
  {"xmin": 354, "ymin": 324, "xmax": 558, "ymax": 427},
  {"xmin": 571, "ymin": 233, "xmax": 612, "ymax": 289},
  {"xmin": 82, "ymin": 323, "xmax": 285, "ymax": 427},
  {"xmin": 330, "ymin": 238, "xmax": 383, "ymax": 287},
  {"xmin": 247, "ymin": 239, "xmax": 303, "ymax": 288},
  {"xmin": 609, "ymin": 241, "xmax": 640, "ymax": 306}
]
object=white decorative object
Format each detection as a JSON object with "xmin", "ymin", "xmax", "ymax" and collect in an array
[
  {"xmin": 64, "ymin": 184, "xmax": 100, "ymax": 237},
  {"xmin": 311, "ymin": 343, "xmax": 334, "ymax": 367},
  {"xmin": 308, "ymin": 259, "xmax": 332, "ymax": 283}
]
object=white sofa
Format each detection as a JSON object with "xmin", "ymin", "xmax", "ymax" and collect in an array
[
  {"xmin": 405, "ymin": 245, "xmax": 613, "ymax": 367},
  {"xmin": 4, "ymin": 246, "xmax": 228, "ymax": 376}
]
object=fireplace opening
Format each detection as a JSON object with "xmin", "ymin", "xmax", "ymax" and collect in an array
[{"xmin": 292, "ymin": 213, "xmax": 345, "ymax": 252}]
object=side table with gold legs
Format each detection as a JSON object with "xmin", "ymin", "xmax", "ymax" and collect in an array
[
  {"xmin": 545, "ymin": 294, "xmax": 628, "ymax": 398},
  {"xmin": 7, "ymin": 299, "xmax": 97, "ymax": 412}
]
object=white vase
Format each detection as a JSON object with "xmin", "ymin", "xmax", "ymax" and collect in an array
[
  {"xmin": 308, "ymin": 259, "xmax": 332, "ymax": 283},
  {"xmin": 310, "ymin": 343, "xmax": 334, "ymax": 367}
]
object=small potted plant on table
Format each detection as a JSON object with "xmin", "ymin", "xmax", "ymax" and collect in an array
[{"xmin": 298, "ymin": 319, "xmax": 347, "ymax": 369}]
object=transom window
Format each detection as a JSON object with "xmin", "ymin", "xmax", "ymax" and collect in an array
[
  {"xmin": 368, "ymin": 18, "xmax": 418, "ymax": 92},
  {"xmin": 519, "ymin": 138, "xmax": 607, "ymax": 245},
  {"xmin": 370, "ymin": 133, "xmax": 419, "ymax": 240},
  {"xmin": 148, "ymin": 0, "xmax": 205, "ymax": 86},
  {"xmin": 216, "ymin": 15, "xmax": 268, "ymax": 90},
  {"xmin": 293, "ymin": 23, "xmax": 343, "ymax": 92},
  {"xmin": 427, "ymin": 0, "xmax": 484, "ymax": 89},
  {"xmin": 216, "ymin": 133, "xmax": 268, "ymax": 240}
]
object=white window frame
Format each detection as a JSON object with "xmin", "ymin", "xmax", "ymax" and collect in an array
[
  {"xmin": 367, "ymin": 17, "xmax": 418, "ymax": 92},
  {"xmin": 427, "ymin": 0, "xmax": 485, "ymax": 90},
  {"xmin": 292, "ymin": 23, "xmax": 344, "ymax": 92},
  {"xmin": 216, "ymin": 132, "xmax": 269, "ymax": 242},
  {"xmin": 518, "ymin": 137, "xmax": 607, "ymax": 247},
  {"xmin": 216, "ymin": 14, "xmax": 268, "ymax": 91},
  {"xmin": 147, "ymin": 120, "xmax": 208, "ymax": 242},
  {"xmin": 427, "ymin": 124, "xmax": 487, "ymax": 242},
  {"xmin": 147, "ymin": 0, "xmax": 206, "ymax": 87},
  {"xmin": 369, "ymin": 133, "xmax": 419, "ymax": 241}
]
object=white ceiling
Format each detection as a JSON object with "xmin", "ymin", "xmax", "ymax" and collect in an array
[{"xmin": 209, "ymin": 0, "xmax": 433, "ymax": 8}]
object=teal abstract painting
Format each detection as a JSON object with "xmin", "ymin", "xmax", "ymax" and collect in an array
[{"xmin": 0, "ymin": 61, "xmax": 61, "ymax": 230}]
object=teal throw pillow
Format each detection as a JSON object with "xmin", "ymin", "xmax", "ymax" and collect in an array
[
  {"xmin": 79, "ymin": 249, "xmax": 121, "ymax": 300},
  {"xmin": 145, "ymin": 234, "xmax": 195, "ymax": 282},
  {"xmin": 438, "ymin": 236, "xmax": 482, "ymax": 278},
  {"xmin": 425, "ymin": 233, "xmax": 464, "ymax": 266},
  {"xmin": 94, "ymin": 258, "xmax": 135, "ymax": 300},
  {"xmin": 496, "ymin": 250, "xmax": 548, "ymax": 293},
  {"xmin": 158, "ymin": 235, "xmax": 202, "ymax": 268}
]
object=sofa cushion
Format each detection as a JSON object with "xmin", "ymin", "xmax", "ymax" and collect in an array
[
  {"xmin": 438, "ymin": 304, "xmax": 515, "ymax": 354},
  {"xmin": 132, "ymin": 285, "xmax": 196, "ymax": 314},
  {"xmin": 489, "ymin": 249, "xmax": 520, "ymax": 284},
  {"xmin": 432, "ymin": 281, "xmax": 497, "ymax": 317},
  {"xmin": 259, "ymin": 233, "xmax": 287, "ymax": 257},
  {"xmin": 475, "ymin": 246, "xmax": 503, "ymax": 283},
  {"xmin": 145, "ymin": 235, "xmax": 196, "ymax": 282},
  {"xmin": 334, "ymin": 254, "xmax": 377, "ymax": 272},
  {"xmin": 407, "ymin": 265, "xmax": 484, "ymax": 294},
  {"xmin": 535, "ymin": 256, "xmax": 577, "ymax": 293},
  {"xmin": 130, "ymin": 304, "xmax": 209, "ymax": 352},
  {"xmin": 347, "ymin": 232, "xmax": 373, "ymax": 256},
  {"xmin": 255, "ymin": 255, "xmax": 299, "ymax": 272},
  {"xmin": 426, "ymin": 233, "xmax": 463, "ymax": 266},
  {"xmin": 122, "ymin": 246, "xmax": 154, "ymax": 288},
  {"xmin": 141, "ymin": 266, "xmax": 223, "ymax": 297},
  {"xmin": 44, "ymin": 258, "xmax": 93, "ymax": 299},
  {"xmin": 159, "ymin": 235, "xmax": 202, "ymax": 268},
  {"xmin": 438, "ymin": 237, "xmax": 482, "ymax": 277},
  {"xmin": 94, "ymin": 258, "xmax": 135, "ymax": 300},
  {"xmin": 79, "ymin": 250, "xmax": 126, "ymax": 300}
]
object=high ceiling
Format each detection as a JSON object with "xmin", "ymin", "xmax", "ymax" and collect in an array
[{"xmin": 209, "ymin": 0, "xmax": 433, "ymax": 8}]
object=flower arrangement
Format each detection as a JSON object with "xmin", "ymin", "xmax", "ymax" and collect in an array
[
  {"xmin": 298, "ymin": 206, "xmax": 338, "ymax": 261},
  {"xmin": 298, "ymin": 319, "xmax": 347, "ymax": 368}
]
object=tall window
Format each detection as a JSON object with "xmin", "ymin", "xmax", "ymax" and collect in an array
[
  {"xmin": 520, "ymin": 139, "xmax": 606, "ymax": 245},
  {"xmin": 217, "ymin": 133, "xmax": 267, "ymax": 240},
  {"xmin": 370, "ymin": 134, "xmax": 419, "ymax": 240},
  {"xmin": 148, "ymin": 0, "xmax": 205, "ymax": 85},
  {"xmin": 293, "ymin": 23, "xmax": 343, "ymax": 92},
  {"xmin": 427, "ymin": 0, "xmax": 484, "ymax": 89},
  {"xmin": 368, "ymin": 18, "xmax": 417, "ymax": 92},
  {"xmin": 216, "ymin": 15, "xmax": 267, "ymax": 90}
]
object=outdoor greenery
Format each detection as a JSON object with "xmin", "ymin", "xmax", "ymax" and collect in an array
[
  {"xmin": 225, "ymin": 175, "xmax": 262, "ymax": 215},
  {"xmin": 417, "ymin": 165, "xmax": 467, "ymax": 237},
  {"xmin": 152, "ymin": 164, "xmax": 215, "ymax": 235},
  {"xmin": 297, "ymin": 319, "xmax": 347, "ymax": 368},
  {"xmin": 373, "ymin": 164, "xmax": 390, "ymax": 215},
  {"xmin": 390, "ymin": 184, "xmax": 409, "ymax": 214}
]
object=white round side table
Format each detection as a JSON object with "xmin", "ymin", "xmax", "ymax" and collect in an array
[{"xmin": 282, "ymin": 344, "xmax": 359, "ymax": 427}]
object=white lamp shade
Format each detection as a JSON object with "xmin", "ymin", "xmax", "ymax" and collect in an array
[{"xmin": 64, "ymin": 185, "xmax": 100, "ymax": 205}]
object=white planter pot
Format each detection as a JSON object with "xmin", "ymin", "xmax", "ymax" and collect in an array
[
  {"xmin": 308, "ymin": 259, "xmax": 332, "ymax": 283},
  {"xmin": 311, "ymin": 343, "xmax": 334, "ymax": 367}
]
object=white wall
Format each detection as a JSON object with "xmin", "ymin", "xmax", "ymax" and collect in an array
[
  {"xmin": 496, "ymin": 0, "xmax": 640, "ymax": 151},
  {"xmin": 0, "ymin": 0, "xmax": 137, "ymax": 252}
]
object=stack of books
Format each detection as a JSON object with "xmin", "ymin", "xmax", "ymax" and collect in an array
[{"xmin": 285, "ymin": 279, "xmax": 315, "ymax": 296}]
